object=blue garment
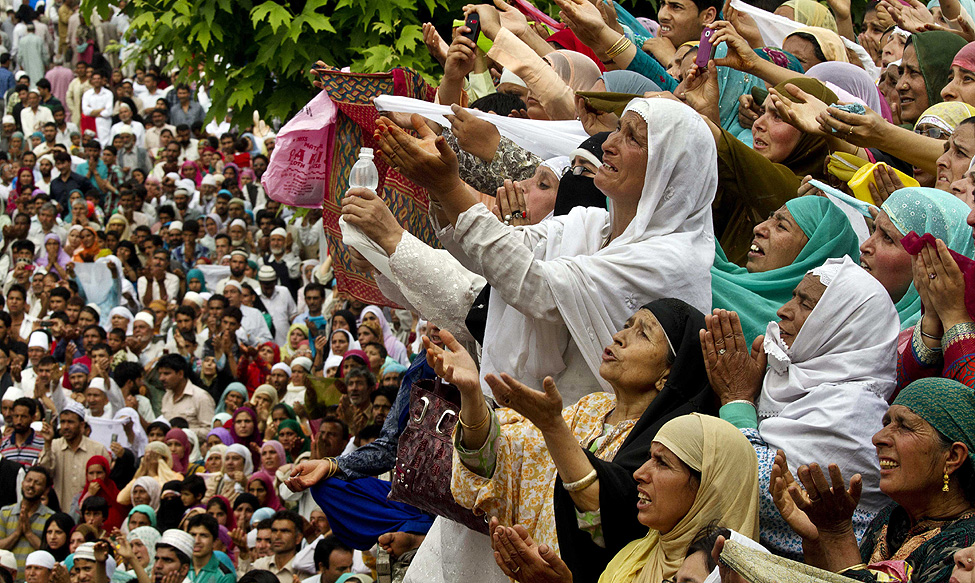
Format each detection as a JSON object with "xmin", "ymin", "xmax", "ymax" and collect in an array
[
  {"xmin": 626, "ymin": 49, "xmax": 679, "ymax": 92},
  {"xmin": 335, "ymin": 352, "xmax": 436, "ymax": 479},
  {"xmin": 311, "ymin": 476, "xmax": 434, "ymax": 550},
  {"xmin": 601, "ymin": 70, "xmax": 661, "ymax": 94},
  {"xmin": 0, "ymin": 69, "xmax": 14, "ymax": 100}
]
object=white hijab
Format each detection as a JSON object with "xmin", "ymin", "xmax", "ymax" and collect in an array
[
  {"xmin": 480, "ymin": 98, "xmax": 717, "ymax": 394},
  {"xmin": 113, "ymin": 407, "xmax": 148, "ymax": 458},
  {"xmin": 758, "ymin": 256, "xmax": 898, "ymax": 513}
]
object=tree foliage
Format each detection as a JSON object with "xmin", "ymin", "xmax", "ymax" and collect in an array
[{"xmin": 83, "ymin": 0, "xmax": 502, "ymax": 126}]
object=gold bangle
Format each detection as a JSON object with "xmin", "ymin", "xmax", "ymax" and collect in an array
[
  {"xmin": 606, "ymin": 36, "xmax": 632, "ymax": 59},
  {"xmin": 562, "ymin": 469, "xmax": 598, "ymax": 492},
  {"xmin": 459, "ymin": 408, "xmax": 491, "ymax": 431},
  {"xmin": 836, "ymin": 564, "xmax": 867, "ymax": 575}
]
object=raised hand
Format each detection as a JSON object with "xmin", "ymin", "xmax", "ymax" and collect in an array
[
  {"xmin": 769, "ymin": 83, "xmax": 830, "ymax": 137},
  {"xmin": 699, "ymin": 309, "xmax": 766, "ymax": 406},
  {"xmin": 490, "ymin": 517, "xmax": 572, "ymax": 582},
  {"xmin": 422, "ymin": 23, "xmax": 450, "ymax": 65},
  {"xmin": 486, "ymin": 375, "xmax": 564, "ymax": 432},
  {"xmin": 375, "ymin": 115, "xmax": 462, "ymax": 196},
  {"xmin": 446, "ymin": 104, "xmax": 501, "ymax": 162},
  {"xmin": 423, "ymin": 330, "xmax": 480, "ymax": 395},
  {"xmin": 341, "ymin": 187, "xmax": 406, "ymax": 255},
  {"xmin": 493, "ymin": 180, "xmax": 530, "ymax": 226}
]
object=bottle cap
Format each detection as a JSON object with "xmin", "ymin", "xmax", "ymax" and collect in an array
[{"xmin": 360, "ymin": 147, "xmax": 374, "ymax": 158}]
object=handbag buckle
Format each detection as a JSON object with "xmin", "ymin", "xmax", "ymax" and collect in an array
[
  {"xmin": 435, "ymin": 409, "xmax": 457, "ymax": 434},
  {"xmin": 413, "ymin": 396, "xmax": 431, "ymax": 423}
]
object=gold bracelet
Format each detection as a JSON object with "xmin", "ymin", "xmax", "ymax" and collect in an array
[
  {"xmin": 605, "ymin": 36, "xmax": 632, "ymax": 59},
  {"xmin": 836, "ymin": 564, "xmax": 868, "ymax": 575},
  {"xmin": 459, "ymin": 408, "xmax": 491, "ymax": 431}
]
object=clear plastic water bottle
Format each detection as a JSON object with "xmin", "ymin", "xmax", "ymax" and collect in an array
[{"xmin": 349, "ymin": 147, "xmax": 379, "ymax": 193}]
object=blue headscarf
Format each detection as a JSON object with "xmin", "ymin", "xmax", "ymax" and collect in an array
[
  {"xmin": 712, "ymin": 196, "xmax": 862, "ymax": 343},
  {"xmin": 600, "ymin": 70, "xmax": 661, "ymax": 94},
  {"xmin": 185, "ymin": 268, "xmax": 207, "ymax": 292},
  {"xmin": 882, "ymin": 187, "xmax": 975, "ymax": 329},
  {"xmin": 216, "ymin": 383, "xmax": 248, "ymax": 414}
]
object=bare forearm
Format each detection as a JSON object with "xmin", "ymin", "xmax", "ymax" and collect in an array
[
  {"xmin": 814, "ymin": 530, "xmax": 863, "ymax": 573},
  {"xmin": 539, "ymin": 420, "xmax": 599, "ymax": 511},
  {"xmin": 517, "ymin": 29, "xmax": 555, "ymax": 57},
  {"xmin": 437, "ymin": 74, "xmax": 467, "ymax": 108}
]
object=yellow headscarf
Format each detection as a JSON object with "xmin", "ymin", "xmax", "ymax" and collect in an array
[
  {"xmin": 598, "ymin": 414, "xmax": 760, "ymax": 583},
  {"xmin": 783, "ymin": 0, "xmax": 838, "ymax": 31},
  {"xmin": 790, "ymin": 26, "xmax": 849, "ymax": 63}
]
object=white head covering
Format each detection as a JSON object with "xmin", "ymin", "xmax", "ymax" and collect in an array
[
  {"xmin": 323, "ymin": 354, "xmax": 343, "ymax": 371},
  {"xmin": 88, "ymin": 377, "xmax": 106, "ymax": 394},
  {"xmin": 224, "ymin": 443, "xmax": 254, "ymax": 475},
  {"xmin": 478, "ymin": 98, "xmax": 717, "ymax": 398},
  {"xmin": 499, "ymin": 68, "xmax": 527, "ymax": 88},
  {"xmin": 113, "ymin": 407, "xmax": 148, "ymax": 457},
  {"xmin": 133, "ymin": 312, "xmax": 155, "ymax": 327},
  {"xmin": 358, "ymin": 306, "xmax": 407, "ymax": 362},
  {"xmin": 25, "ymin": 550, "xmax": 55, "ymax": 570},
  {"xmin": 326, "ymin": 328, "xmax": 360, "ymax": 361},
  {"xmin": 27, "ymin": 330, "xmax": 49, "ymax": 349},
  {"xmin": 291, "ymin": 356, "xmax": 313, "ymax": 372},
  {"xmin": 158, "ymin": 529, "xmax": 195, "ymax": 559},
  {"xmin": 62, "ymin": 400, "xmax": 86, "ymax": 421},
  {"xmin": 271, "ymin": 362, "xmax": 291, "ymax": 376},
  {"xmin": 1, "ymin": 387, "xmax": 24, "ymax": 402},
  {"xmin": 758, "ymin": 256, "xmax": 897, "ymax": 515},
  {"xmin": 0, "ymin": 550, "xmax": 14, "ymax": 572},
  {"xmin": 74, "ymin": 540, "xmax": 118, "ymax": 576}
]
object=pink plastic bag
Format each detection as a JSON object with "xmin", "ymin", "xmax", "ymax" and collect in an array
[{"xmin": 261, "ymin": 90, "xmax": 337, "ymax": 208}]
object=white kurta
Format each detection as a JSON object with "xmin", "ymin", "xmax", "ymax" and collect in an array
[{"xmin": 81, "ymin": 87, "xmax": 114, "ymax": 146}]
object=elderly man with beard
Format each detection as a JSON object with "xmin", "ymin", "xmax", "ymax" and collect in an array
[
  {"xmin": 260, "ymin": 228, "xmax": 301, "ymax": 297},
  {"xmin": 216, "ymin": 249, "xmax": 258, "ymax": 295},
  {"xmin": 257, "ymin": 266, "xmax": 296, "ymax": 346},
  {"xmin": 0, "ymin": 466, "xmax": 53, "ymax": 578},
  {"xmin": 125, "ymin": 313, "xmax": 165, "ymax": 370},
  {"xmin": 110, "ymin": 102, "xmax": 145, "ymax": 147},
  {"xmin": 116, "ymin": 126, "xmax": 150, "ymax": 180}
]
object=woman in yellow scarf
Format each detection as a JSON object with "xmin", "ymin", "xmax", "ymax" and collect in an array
[{"xmin": 492, "ymin": 414, "xmax": 760, "ymax": 583}]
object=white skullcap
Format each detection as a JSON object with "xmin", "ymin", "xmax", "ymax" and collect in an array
[
  {"xmin": 169, "ymin": 221, "xmax": 184, "ymax": 231},
  {"xmin": 117, "ymin": 124, "xmax": 133, "ymax": 134},
  {"xmin": 62, "ymin": 400, "xmax": 86, "ymax": 420},
  {"xmin": 230, "ymin": 219, "xmax": 247, "ymax": 229},
  {"xmin": 183, "ymin": 291, "xmax": 204, "ymax": 307},
  {"xmin": 88, "ymin": 377, "xmax": 106, "ymax": 394},
  {"xmin": 158, "ymin": 529, "xmax": 195, "ymax": 559},
  {"xmin": 499, "ymin": 68, "xmax": 527, "ymax": 88},
  {"xmin": 1, "ymin": 387, "xmax": 23, "ymax": 402},
  {"xmin": 164, "ymin": 172, "xmax": 181, "ymax": 182},
  {"xmin": 1, "ymin": 115, "xmax": 14, "ymax": 125},
  {"xmin": 257, "ymin": 266, "xmax": 277, "ymax": 281},
  {"xmin": 118, "ymin": 102, "xmax": 132, "ymax": 111},
  {"xmin": 290, "ymin": 356, "xmax": 312, "ymax": 372},
  {"xmin": 270, "ymin": 227, "xmax": 287, "ymax": 238},
  {"xmin": 271, "ymin": 363, "xmax": 291, "ymax": 376},
  {"xmin": 173, "ymin": 187, "xmax": 190, "ymax": 197},
  {"xmin": 25, "ymin": 550, "xmax": 55, "ymax": 569},
  {"xmin": 222, "ymin": 280, "xmax": 241, "ymax": 292},
  {"xmin": 201, "ymin": 174, "xmax": 217, "ymax": 187},
  {"xmin": 73, "ymin": 542, "xmax": 97, "ymax": 562},
  {"xmin": 27, "ymin": 331, "xmax": 49, "ymax": 349},
  {"xmin": 0, "ymin": 549, "xmax": 16, "ymax": 572},
  {"xmin": 133, "ymin": 312, "xmax": 155, "ymax": 326}
]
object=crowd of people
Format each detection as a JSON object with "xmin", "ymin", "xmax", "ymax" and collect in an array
[{"xmin": 0, "ymin": 0, "xmax": 975, "ymax": 581}]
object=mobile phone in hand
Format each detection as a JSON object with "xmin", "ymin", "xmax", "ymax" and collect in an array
[
  {"xmin": 696, "ymin": 27, "xmax": 716, "ymax": 69},
  {"xmin": 462, "ymin": 12, "xmax": 481, "ymax": 44}
]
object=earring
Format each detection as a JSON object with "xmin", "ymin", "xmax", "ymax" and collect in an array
[{"xmin": 944, "ymin": 470, "xmax": 950, "ymax": 493}]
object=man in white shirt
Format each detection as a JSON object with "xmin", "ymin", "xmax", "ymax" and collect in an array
[
  {"xmin": 19, "ymin": 89, "xmax": 54, "ymax": 135},
  {"xmin": 215, "ymin": 249, "xmax": 258, "ymax": 294},
  {"xmin": 80, "ymin": 71, "xmax": 113, "ymax": 146},
  {"xmin": 221, "ymin": 280, "xmax": 271, "ymax": 346},
  {"xmin": 137, "ymin": 249, "xmax": 180, "ymax": 306},
  {"xmin": 144, "ymin": 107, "xmax": 175, "ymax": 153},
  {"xmin": 52, "ymin": 106, "xmax": 78, "ymax": 149},
  {"xmin": 137, "ymin": 71, "xmax": 169, "ymax": 117},
  {"xmin": 108, "ymin": 102, "xmax": 145, "ymax": 148},
  {"xmin": 257, "ymin": 266, "xmax": 296, "ymax": 346}
]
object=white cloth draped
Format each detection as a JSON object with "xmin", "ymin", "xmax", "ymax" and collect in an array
[
  {"xmin": 758, "ymin": 256, "xmax": 898, "ymax": 514},
  {"xmin": 373, "ymin": 95, "xmax": 589, "ymax": 160}
]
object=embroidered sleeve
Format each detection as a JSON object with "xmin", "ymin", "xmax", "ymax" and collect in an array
[{"xmin": 454, "ymin": 410, "xmax": 500, "ymax": 478}]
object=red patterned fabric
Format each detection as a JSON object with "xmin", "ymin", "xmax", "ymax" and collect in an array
[{"xmin": 318, "ymin": 68, "xmax": 439, "ymax": 307}]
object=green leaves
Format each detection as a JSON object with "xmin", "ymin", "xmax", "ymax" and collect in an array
[{"xmin": 250, "ymin": 1, "xmax": 292, "ymax": 31}]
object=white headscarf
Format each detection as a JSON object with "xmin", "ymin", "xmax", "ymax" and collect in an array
[
  {"xmin": 758, "ymin": 256, "xmax": 898, "ymax": 514},
  {"xmin": 326, "ymin": 328, "xmax": 360, "ymax": 361},
  {"xmin": 479, "ymin": 98, "xmax": 717, "ymax": 394},
  {"xmin": 113, "ymin": 407, "xmax": 148, "ymax": 458}
]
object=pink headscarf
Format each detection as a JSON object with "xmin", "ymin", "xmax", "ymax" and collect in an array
[
  {"xmin": 164, "ymin": 428, "xmax": 191, "ymax": 474},
  {"xmin": 247, "ymin": 471, "xmax": 281, "ymax": 510},
  {"xmin": 953, "ymin": 42, "xmax": 975, "ymax": 74}
]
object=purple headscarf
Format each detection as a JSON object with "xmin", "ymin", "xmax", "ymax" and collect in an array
[
  {"xmin": 35, "ymin": 233, "xmax": 72, "ymax": 268},
  {"xmin": 207, "ymin": 427, "xmax": 233, "ymax": 446}
]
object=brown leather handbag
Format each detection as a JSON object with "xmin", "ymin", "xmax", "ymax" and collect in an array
[{"xmin": 388, "ymin": 378, "xmax": 489, "ymax": 534}]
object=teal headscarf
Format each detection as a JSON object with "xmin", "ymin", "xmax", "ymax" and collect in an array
[
  {"xmin": 894, "ymin": 378, "xmax": 975, "ymax": 463},
  {"xmin": 881, "ymin": 187, "xmax": 975, "ymax": 329},
  {"xmin": 712, "ymin": 196, "xmax": 861, "ymax": 343},
  {"xmin": 186, "ymin": 268, "xmax": 207, "ymax": 292},
  {"xmin": 127, "ymin": 505, "xmax": 157, "ymax": 527},
  {"xmin": 216, "ymin": 383, "xmax": 249, "ymax": 414}
]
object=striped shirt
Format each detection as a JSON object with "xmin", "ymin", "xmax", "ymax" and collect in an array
[
  {"xmin": 0, "ymin": 501, "xmax": 53, "ymax": 579},
  {"xmin": 0, "ymin": 430, "xmax": 45, "ymax": 467}
]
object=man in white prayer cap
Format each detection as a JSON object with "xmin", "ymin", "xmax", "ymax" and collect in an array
[
  {"xmin": 153, "ymin": 529, "xmax": 193, "ymax": 583},
  {"xmin": 24, "ymin": 550, "xmax": 55, "ymax": 583}
]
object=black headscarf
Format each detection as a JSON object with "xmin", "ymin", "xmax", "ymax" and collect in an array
[
  {"xmin": 40, "ymin": 513, "xmax": 75, "ymax": 562},
  {"xmin": 554, "ymin": 132, "xmax": 608, "ymax": 216},
  {"xmin": 157, "ymin": 480, "xmax": 186, "ymax": 532},
  {"xmin": 553, "ymin": 298, "xmax": 716, "ymax": 583}
]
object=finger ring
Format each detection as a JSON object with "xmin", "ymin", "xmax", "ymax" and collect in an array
[
  {"xmin": 503, "ymin": 397, "xmax": 510, "ymax": 404},
  {"xmin": 512, "ymin": 566, "xmax": 521, "ymax": 574},
  {"xmin": 504, "ymin": 220, "xmax": 511, "ymax": 226},
  {"xmin": 718, "ymin": 348, "xmax": 727, "ymax": 355},
  {"xmin": 512, "ymin": 210, "xmax": 524, "ymax": 219},
  {"xmin": 929, "ymin": 273, "xmax": 937, "ymax": 279},
  {"xmin": 504, "ymin": 214, "xmax": 512, "ymax": 221}
]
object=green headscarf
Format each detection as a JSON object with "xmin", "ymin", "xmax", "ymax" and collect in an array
[
  {"xmin": 912, "ymin": 31, "xmax": 969, "ymax": 108},
  {"xmin": 276, "ymin": 419, "xmax": 310, "ymax": 461},
  {"xmin": 127, "ymin": 505, "xmax": 157, "ymax": 527},
  {"xmin": 894, "ymin": 378, "xmax": 975, "ymax": 463},
  {"xmin": 712, "ymin": 196, "xmax": 861, "ymax": 343},
  {"xmin": 185, "ymin": 268, "xmax": 207, "ymax": 292},
  {"xmin": 881, "ymin": 187, "xmax": 975, "ymax": 329}
]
